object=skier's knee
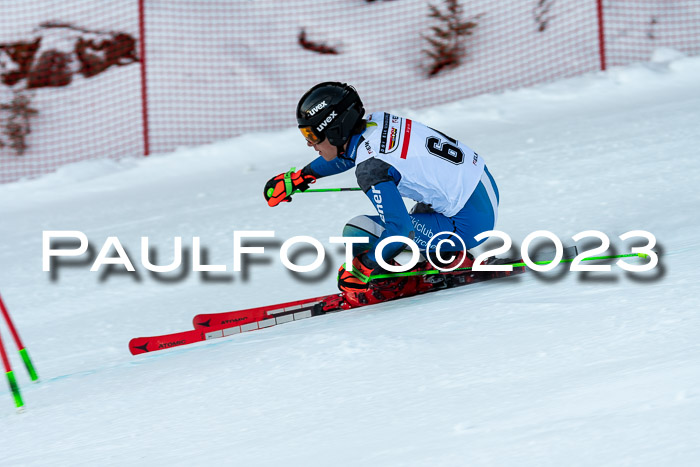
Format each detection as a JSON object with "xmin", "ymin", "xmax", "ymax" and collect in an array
[
  {"xmin": 342, "ymin": 215, "xmax": 384, "ymax": 257},
  {"xmin": 343, "ymin": 215, "xmax": 384, "ymax": 239}
]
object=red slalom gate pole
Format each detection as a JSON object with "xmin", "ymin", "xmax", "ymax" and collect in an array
[
  {"xmin": 0, "ymin": 328, "xmax": 24, "ymax": 411},
  {"xmin": 0, "ymin": 294, "xmax": 38, "ymax": 381}
]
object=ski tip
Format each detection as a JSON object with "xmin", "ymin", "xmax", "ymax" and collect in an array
[
  {"xmin": 128, "ymin": 338, "xmax": 150, "ymax": 355},
  {"xmin": 192, "ymin": 317, "xmax": 211, "ymax": 329}
]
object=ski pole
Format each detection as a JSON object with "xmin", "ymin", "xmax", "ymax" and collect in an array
[
  {"xmin": 292, "ymin": 187, "xmax": 362, "ymax": 194},
  {"xmin": 0, "ymin": 328, "xmax": 24, "ymax": 411},
  {"xmin": 0, "ymin": 294, "xmax": 38, "ymax": 382},
  {"xmin": 368, "ymin": 252, "xmax": 649, "ymax": 280}
]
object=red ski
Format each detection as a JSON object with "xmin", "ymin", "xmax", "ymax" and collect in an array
[
  {"xmin": 192, "ymin": 293, "xmax": 348, "ymax": 330},
  {"xmin": 129, "ymin": 293, "xmax": 348, "ymax": 355},
  {"xmin": 130, "ymin": 327, "xmax": 220, "ymax": 355},
  {"xmin": 129, "ymin": 266, "xmax": 526, "ymax": 356}
]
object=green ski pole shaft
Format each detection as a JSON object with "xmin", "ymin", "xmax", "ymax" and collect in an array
[
  {"xmin": 369, "ymin": 252, "xmax": 648, "ymax": 280},
  {"xmin": 0, "ymin": 294, "xmax": 38, "ymax": 381},
  {"xmin": 292, "ymin": 187, "xmax": 362, "ymax": 194}
]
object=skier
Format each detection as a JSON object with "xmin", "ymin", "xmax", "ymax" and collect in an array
[{"xmin": 264, "ymin": 82, "xmax": 499, "ymax": 303}]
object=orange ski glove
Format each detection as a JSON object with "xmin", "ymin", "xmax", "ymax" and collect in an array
[{"xmin": 264, "ymin": 167, "xmax": 316, "ymax": 207}]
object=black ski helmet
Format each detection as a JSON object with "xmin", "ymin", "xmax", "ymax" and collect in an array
[{"xmin": 296, "ymin": 82, "xmax": 364, "ymax": 148}]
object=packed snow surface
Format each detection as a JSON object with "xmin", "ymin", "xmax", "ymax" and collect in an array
[{"xmin": 1, "ymin": 50, "xmax": 699, "ymax": 466}]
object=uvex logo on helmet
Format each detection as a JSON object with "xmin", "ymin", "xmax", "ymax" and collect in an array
[
  {"xmin": 316, "ymin": 111, "xmax": 337, "ymax": 132},
  {"xmin": 307, "ymin": 100, "xmax": 327, "ymax": 116}
]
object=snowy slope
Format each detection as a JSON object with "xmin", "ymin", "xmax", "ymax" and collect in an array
[{"xmin": 0, "ymin": 49, "xmax": 699, "ymax": 466}]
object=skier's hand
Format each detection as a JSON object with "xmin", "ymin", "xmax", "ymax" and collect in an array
[
  {"xmin": 264, "ymin": 167, "xmax": 316, "ymax": 207},
  {"xmin": 337, "ymin": 254, "xmax": 377, "ymax": 292}
]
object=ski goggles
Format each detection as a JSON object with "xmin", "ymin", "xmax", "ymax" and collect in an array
[{"xmin": 299, "ymin": 126, "xmax": 324, "ymax": 144}]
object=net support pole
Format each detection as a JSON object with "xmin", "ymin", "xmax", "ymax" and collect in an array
[{"xmin": 596, "ymin": 0, "xmax": 607, "ymax": 71}]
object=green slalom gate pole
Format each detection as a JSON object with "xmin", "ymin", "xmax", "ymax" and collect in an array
[
  {"xmin": 292, "ymin": 187, "xmax": 363, "ymax": 194},
  {"xmin": 0, "ymin": 329, "xmax": 24, "ymax": 411},
  {"xmin": 368, "ymin": 252, "xmax": 649, "ymax": 281},
  {"xmin": 0, "ymin": 294, "xmax": 38, "ymax": 382}
]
